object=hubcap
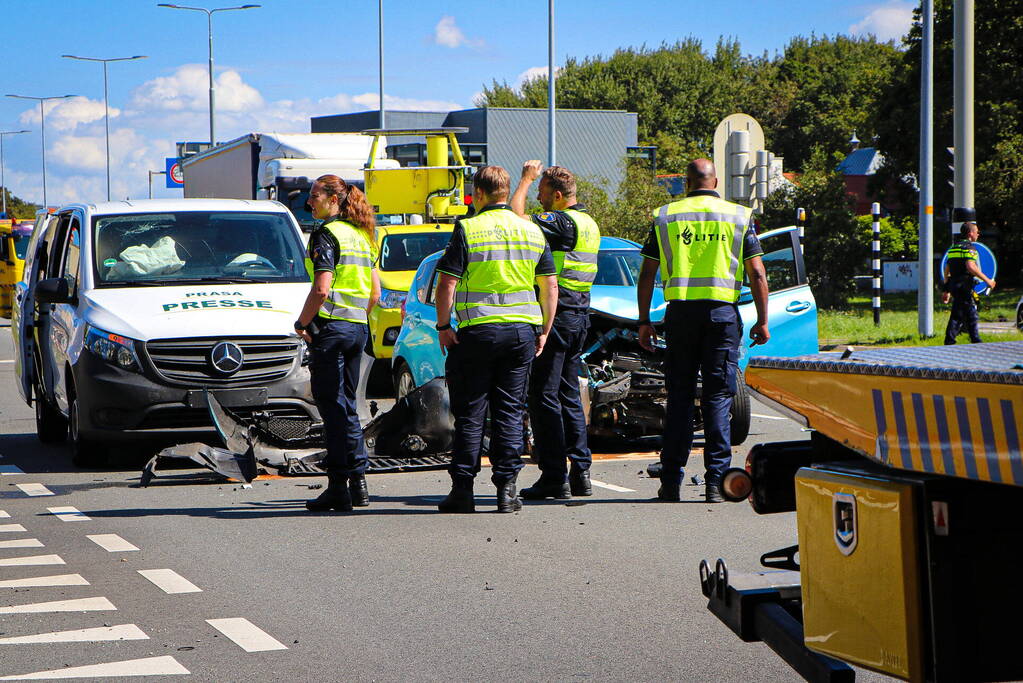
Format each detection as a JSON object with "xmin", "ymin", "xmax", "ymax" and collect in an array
[{"xmin": 397, "ymin": 370, "xmax": 414, "ymax": 399}]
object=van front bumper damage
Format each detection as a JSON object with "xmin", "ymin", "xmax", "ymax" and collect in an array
[{"xmin": 141, "ymin": 377, "xmax": 461, "ymax": 484}]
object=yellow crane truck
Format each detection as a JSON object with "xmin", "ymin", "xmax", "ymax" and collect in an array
[{"xmin": 701, "ymin": 341, "xmax": 1023, "ymax": 682}]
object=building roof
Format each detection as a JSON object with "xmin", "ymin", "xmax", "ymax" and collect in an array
[{"xmin": 837, "ymin": 147, "xmax": 884, "ymax": 176}]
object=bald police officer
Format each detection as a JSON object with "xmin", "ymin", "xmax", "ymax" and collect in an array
[
  {"xmin": 637, "ymin": 159, "xmax": 769, "ymax": 503},
  {"xmin": 434, "ymin": 166, "xmax": 559, "ymax": 513}
]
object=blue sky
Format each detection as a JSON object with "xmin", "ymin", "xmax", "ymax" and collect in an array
[{"xmin": 0, "ymin": 0, "xmax": 915, "ymax": 204}]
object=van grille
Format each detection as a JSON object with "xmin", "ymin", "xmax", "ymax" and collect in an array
[{"xmin": 145, "ymin": 336, "xmax": 300, "ymax": 386}]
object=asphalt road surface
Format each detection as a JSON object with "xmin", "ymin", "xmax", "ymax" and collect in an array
[{"xmin": 0, "ymin": 323, "xmax": 886, "ymax": 682}]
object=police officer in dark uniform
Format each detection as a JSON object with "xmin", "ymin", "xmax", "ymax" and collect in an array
[
  {"xmin": 941, "ymin": 221, "xmax": 995, "ymax": 344},
  {"xmin": 510, "ymin": 160, "xmax": 600, "ymax": 499},
  {"xmin": 297, "ymin": 175, "xmax": 380, "ymax": 512},
  {"xmin": 637, "ymin": 159, "xmax": 769, "ymax": 503},
  {"xmin": 434, "ymin": 165, "xmax": 559, "ymax": 513}
]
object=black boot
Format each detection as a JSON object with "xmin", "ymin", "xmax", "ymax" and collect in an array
[
  {"xmin": 349, "ymin": 474, "xmax": 369, "ymax": 507},
  {"xmin": 438, "ymin": 479, "xmax": 475, "ymax": 513},
  {"xmin": 705, "ymin": 483, "xmax": 724, "ymax": 503},
  {"xmin": 520, "ymin": 476, "xmax": 570, "ymax": 500},
  {"xmin": 495, "ymin": 477, "xmax": 523, "ymax": 513},
  {"xmin": 657, "ymin": 481, "xmax": 681, "ymax": 502},
  {"xmin": 306, "ymin": 473, "xmax": 353, "ymax": 512},
  {"xmin": 569, "ymin": 469, "xmax": 592, "ymax": 496}
]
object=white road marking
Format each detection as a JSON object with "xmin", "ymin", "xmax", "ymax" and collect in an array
[
  {"xmin": 206, "ymin": 618, "xmax": 288, "ymax": 652},
  {"xmin": 590, "ymin": 479, "xmax": 636, "ymax": 493},
  {"xmin": 752, "ymin": 413, "xmax": 788, "ymax": 421},
  {"xmin": 0, "ymin": 623, "xmax": 148, "ymax": 645},
  {"xmin": 15, "ymin": 484, "xmax": 53, "ymax": 497},
  {"xmin": 137, "ymin": 569, "xmax": 201, "ymax": 594},
  {"xmin": 0, "ymin": 360, "xmax": 14, "ymax": 364},
  {"xmin": 47, "ymin": 506, "xmax": 90, "ymax": 521},
  {"xmin": 0, "ymin": 655, "xmax": 189, "ymax": 679},
  {"xmin": 0, "ymin": 554, "xmax": 64, "ymax": 567},
  {"xmin": 0, "ymin": 465, "xmax": 25, "ymax": 475},
  {"xmin": 0, "ymin": 539, "xmax": 43, "ymax": 549},
  {"xmin": 0, "ymin": 574, "xmax": 89, "ymax": 589},
  {"xmin": 0, "ymin": 524, "xmax": 27, "ymax": 533},
  {"xmin": 86, "ymin": 534, "xmax": 138, "ymax": 553},
  {"xmin": 0, "ymin": 510, "xmax": 10, "ymax": 518},
  {"xmin": 0, "ymin": 596, "xmax": 117, "ymax": 614}
]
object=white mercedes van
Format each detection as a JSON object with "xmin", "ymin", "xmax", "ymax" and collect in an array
[{"xmin": 12, "ymin": 199, "xmax": 317, "ymax": 465}]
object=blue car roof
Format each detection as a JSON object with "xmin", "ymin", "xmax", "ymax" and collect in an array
[{"xmin": 600, "ymin": 236, "xmax": 640, "ymax": 249}]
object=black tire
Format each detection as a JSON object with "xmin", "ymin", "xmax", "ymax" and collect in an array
[
  {"xmin": 68, "ymin": 388, "xmax": 106, "ymax": 468},
  {"xmin": 730, "ymin": 371, "xmax": 751, "ymax": 446},
  {"xmin": 1016, "ymin": 304, "xmax": 1023, "ymax": 333},
  {"xmin": 34, "ymin": 379, "xmax": 68, "ymax": 444},
  {"xmin": 393, "ymin": 360, "xmax": 416, "ymax": 399}
]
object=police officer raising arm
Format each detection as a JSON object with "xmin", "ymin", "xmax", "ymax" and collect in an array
[
  {"xmin": 637, "ymin": 159, "xmax": 769, "ymax": 503},
  {"xmin": 434, "ymin": 165, "xmax": 558, "ymax": 513},
  {"xmin": 297, "ymin": 175, "xmax": 381, "ymax": 512},
  {"xmin": 511, "ymin": 160, "xmax": 600, "ymax": 500}
]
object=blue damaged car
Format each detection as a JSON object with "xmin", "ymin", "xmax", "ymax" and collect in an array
[{"xmin": 391, "ymin": 228, "xmax": 817, "ymax": 445}]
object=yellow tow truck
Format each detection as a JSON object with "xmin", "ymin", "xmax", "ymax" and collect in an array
[
  {"xmin": 361, "ymin": 128, "xmax": 471, "ymax": 378},
  {"xmin": 702, "ymin": 342, "xmax": 1023, "ymax": 682},
  {"xmin": 0, "ymin": 218, "xmax": 34, "ymax": 318}
]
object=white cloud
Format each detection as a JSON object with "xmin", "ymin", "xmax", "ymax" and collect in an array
[
  {"xmin": 516, "ymin": 66, "xmax": 560, "ymax": 88},
  {"xmin": 433, "ymin": 16, "xmax": 482, "ymax": 49},
  {"xmin": 128, "ymin": 64, "xmax": 264, "ymax": 113},
  {"xmin": 18, "ymin": 96, "xmax": 117, "ymax": 132},
  {"xmin": 849, "ymin": 2, "xmax": 914, "ymax": 43},
  {"xmin": 50, "ymin": 135, "xmax": 106, "ymax": 171},
  {"xmin": 352, "ymin": 93, "xmax": 464, "ymax": 112}
]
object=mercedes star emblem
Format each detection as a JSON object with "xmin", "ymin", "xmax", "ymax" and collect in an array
[{"xmin": 209, "ymin": 341, "xmax": 244, "ymax": 376}]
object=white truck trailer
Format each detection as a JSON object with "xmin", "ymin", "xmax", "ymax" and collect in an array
[{"xmin": 181, "ymin": 132, "xmax": 397, "ymax": 231}]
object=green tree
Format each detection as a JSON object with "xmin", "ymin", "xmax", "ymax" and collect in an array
[
  {"xmin": 855, "ymin": 215, "xmax": 919, "ymax": 261},
  {"xmin": 577, "ymin": 160, "xmax": 671, "ymax": 243},
  {"xmin": 1, "ymin": 188, "xmax": 39, "ymax": 220},
  {"xmin": 761, "ymin": 147, "xmax": 861, "ymax": 308}
]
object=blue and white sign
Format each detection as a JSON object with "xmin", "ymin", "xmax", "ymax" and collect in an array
[{"xmin": 165, "ymin": 158, "xmax": 184, "ymax": 189}]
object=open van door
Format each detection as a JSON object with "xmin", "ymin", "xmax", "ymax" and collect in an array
[{"xmin": 12, "ymin": 211, "xmax": 54, "ymax": 404}]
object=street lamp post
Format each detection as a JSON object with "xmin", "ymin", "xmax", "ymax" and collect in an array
[
  {"xmin": 5, "ymin": 94, "xmax": 75, "ymax": 208},
  {"xmin": 62, "ymin": 55, "xmax": 147, "ymax": 202},
  {"xmin": 147, "ymin": 169, "xmax": 166, "ymax": 198},
  {"xmin": 547, "ymin": 0, "xmax": 556, "ymax": 167},
  {"xmin": 0, "ymin": 130, "xmax": 30, "ymax": 218},
  {"xmin": 158, "ymin": 3, "xmax": 261, "ymax": 147},
  {"xmin": 378, "ymin": 0, "xmax": 384, "ymax": 129}
]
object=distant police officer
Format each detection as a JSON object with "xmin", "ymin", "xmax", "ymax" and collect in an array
[
  {"xmin": 434, "ymin": 165, "xmax": 559, "ymax": 513},
  {"xmin": 298, "ymin": 175, "xmax": 380, "ymax": 512},
  {"xmin": 941, "ymin": 221, "xmax": 995, "ymax": 344},
  {"xmin": 637, "ymin": 159, "xmax": 769, "ymax": 503},
  {"xmin": 510, "ymin": 160, "xmax": 599, "ymax": 499}
]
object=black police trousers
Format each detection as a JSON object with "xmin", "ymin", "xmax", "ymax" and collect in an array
[
  {"xmin": 445, "ymin": 322, "xmax": 535, "ymax": 484},
  {"xmin": 527, "ymin": 309, "xmax": 591, "ymax": 480},
  {"xmin": 660, "ymin": 301, "xmax": 741, "ymax": 486},
  {"xmin": 309, "ymin": 319, "xmax": 369, "ymax": 476},
  {"xmin": 944, "ymin": 294, "xmax": 981, "ymax": 345}
]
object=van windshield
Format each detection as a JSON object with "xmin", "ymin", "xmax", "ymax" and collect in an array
[{"xmin": 93, "ymin": 211, "xmax": 308, "ymax": 287}]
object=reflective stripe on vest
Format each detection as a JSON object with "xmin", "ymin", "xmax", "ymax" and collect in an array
[
  {"xmin": 652, "ymin": 196, "xmax": 752, "ymax": 303},
  {"xmin": 304, "ymin": 219, "xmax": 375, "ymax": 323},
  {"xmin": 454, "ymin": 208, "xmax": 545, "ymax": 327},
  {"xmin": 552, "ymin": 208, "xmax": 601, "ymax": 292}
]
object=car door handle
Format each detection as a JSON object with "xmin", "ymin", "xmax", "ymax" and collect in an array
[{"xmin": 785, "ymin": 301, "xmax": 812, "ymax": 313}]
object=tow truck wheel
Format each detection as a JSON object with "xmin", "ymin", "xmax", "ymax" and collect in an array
[
  {"xmin": 730, "ymin": 372, "xmax": 751, "ymax": 446},
  {"xmin": 34, "ymin": 379, "xmax": 68, "ymax": 444},
  {"xmin": 393, "ymin": 361, "xmax": 416, "ymax": 400},
  {"xmin": 68, "ymin": 391, "xmax": 106, "ymax": 468}
]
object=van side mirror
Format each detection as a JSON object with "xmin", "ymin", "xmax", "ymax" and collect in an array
[{"xmin": 35, "ymin": 277, "xmax": 73, "ymax": 304}]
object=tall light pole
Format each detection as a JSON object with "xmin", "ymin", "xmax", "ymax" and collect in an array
[
  {"xmin": 918, "ymin": 0, "xmax": 934, "ymax": 337},
  {"xmin": 547, "ymin": 0, "xmax": 556, "ymax": 166},
  {"xmin": 378, "ymin": 0, "xmax": 385, "ymax": 129},
  {"xmin": 0, "ymin": 130, "xmax": 30, "ymax": 218},
  {"xmin": 157, "ymin": 3, "xmax": 260, "ymax": 146},
  {"xmin": 5, "ymin": 94, "xmax": 75, "ymax": 208},
  {"xmin": 953, "ymin": 0, "xmax": 974, "ymax": 230},
  {"xmin": 62, "ymin": 54, "xmax": 147, "ymax": 202}
]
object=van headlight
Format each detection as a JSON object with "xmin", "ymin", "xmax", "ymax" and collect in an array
[
  {"xmin": 85, "ymin": 325, "xmax": 141, "ymax": 373},
  {"xmin": 379, "ymin": 288, "xmax": 407, "ymax": 309}
]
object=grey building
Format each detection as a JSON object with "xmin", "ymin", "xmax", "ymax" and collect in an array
[{"xmin": 311, "ymin": 107, "xmax": 640, "ymax": 191}]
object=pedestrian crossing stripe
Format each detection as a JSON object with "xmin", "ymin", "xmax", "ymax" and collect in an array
[
  {"xmin": 0, "ymin": 554, "xmax": 64, "ymax": 567},
  {"xmin": 0, "ymin": 624, "xmax": 147, "ymax": 645},
  {"xmin": 0, "ymin": 655, "xmax": 188, "ymax": 679},
  {"xmin": 0, "ymin": 524, "xmax": 27, "ymax": 533},
  {"xmin": 0, "ymin": 597, "xmax": 117, "ymax": 614},
  {"xmin": 0, "ymin": 574, "xmax": 89, "ymax": 589},
  {"xmin": 46, "ymin": 507, "xmax": 90, "ymax": 521}
]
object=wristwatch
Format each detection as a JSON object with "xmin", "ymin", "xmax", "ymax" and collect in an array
[
  {"xmin": 294, "ymin": 319, "xmax": 306, "ymax": 332},
  {"xmin": 637, "ymin": 319, "xmax": 651, "ymax": 326},
  {"xmin": 436, "ymin": 323, "xmax": 452, "ymax": 332}
]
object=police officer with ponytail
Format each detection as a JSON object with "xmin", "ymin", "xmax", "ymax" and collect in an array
[
  {"xmin": 297, "ymin": 175, "xmax": 380, "ymax": 512},
  {"xmin": 511, "ymin": 161, "xmax": 600, "ymax": 500},
  {"xmin": 434, "ymin": 165, "xmax": 559, "ymax": 513}
]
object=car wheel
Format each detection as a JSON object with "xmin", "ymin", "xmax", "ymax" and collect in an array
[
  {"xmin": 393, "ymin": 361, "xmax": 416, "ymax": 399},
  {"xmin": 34, "ymin": 378, "xmax": 68, "ymax": 444},
  {"xmin": 730, "ymin": 372, "xmax": 751, "ymax": 446},
  {"xmin": 68, "ymin": 391, "xmax": 106, "ymax": 468},
  {"xmin": 1017, "ymin": 304, "xmax": 1023, "ymax": 333}
]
